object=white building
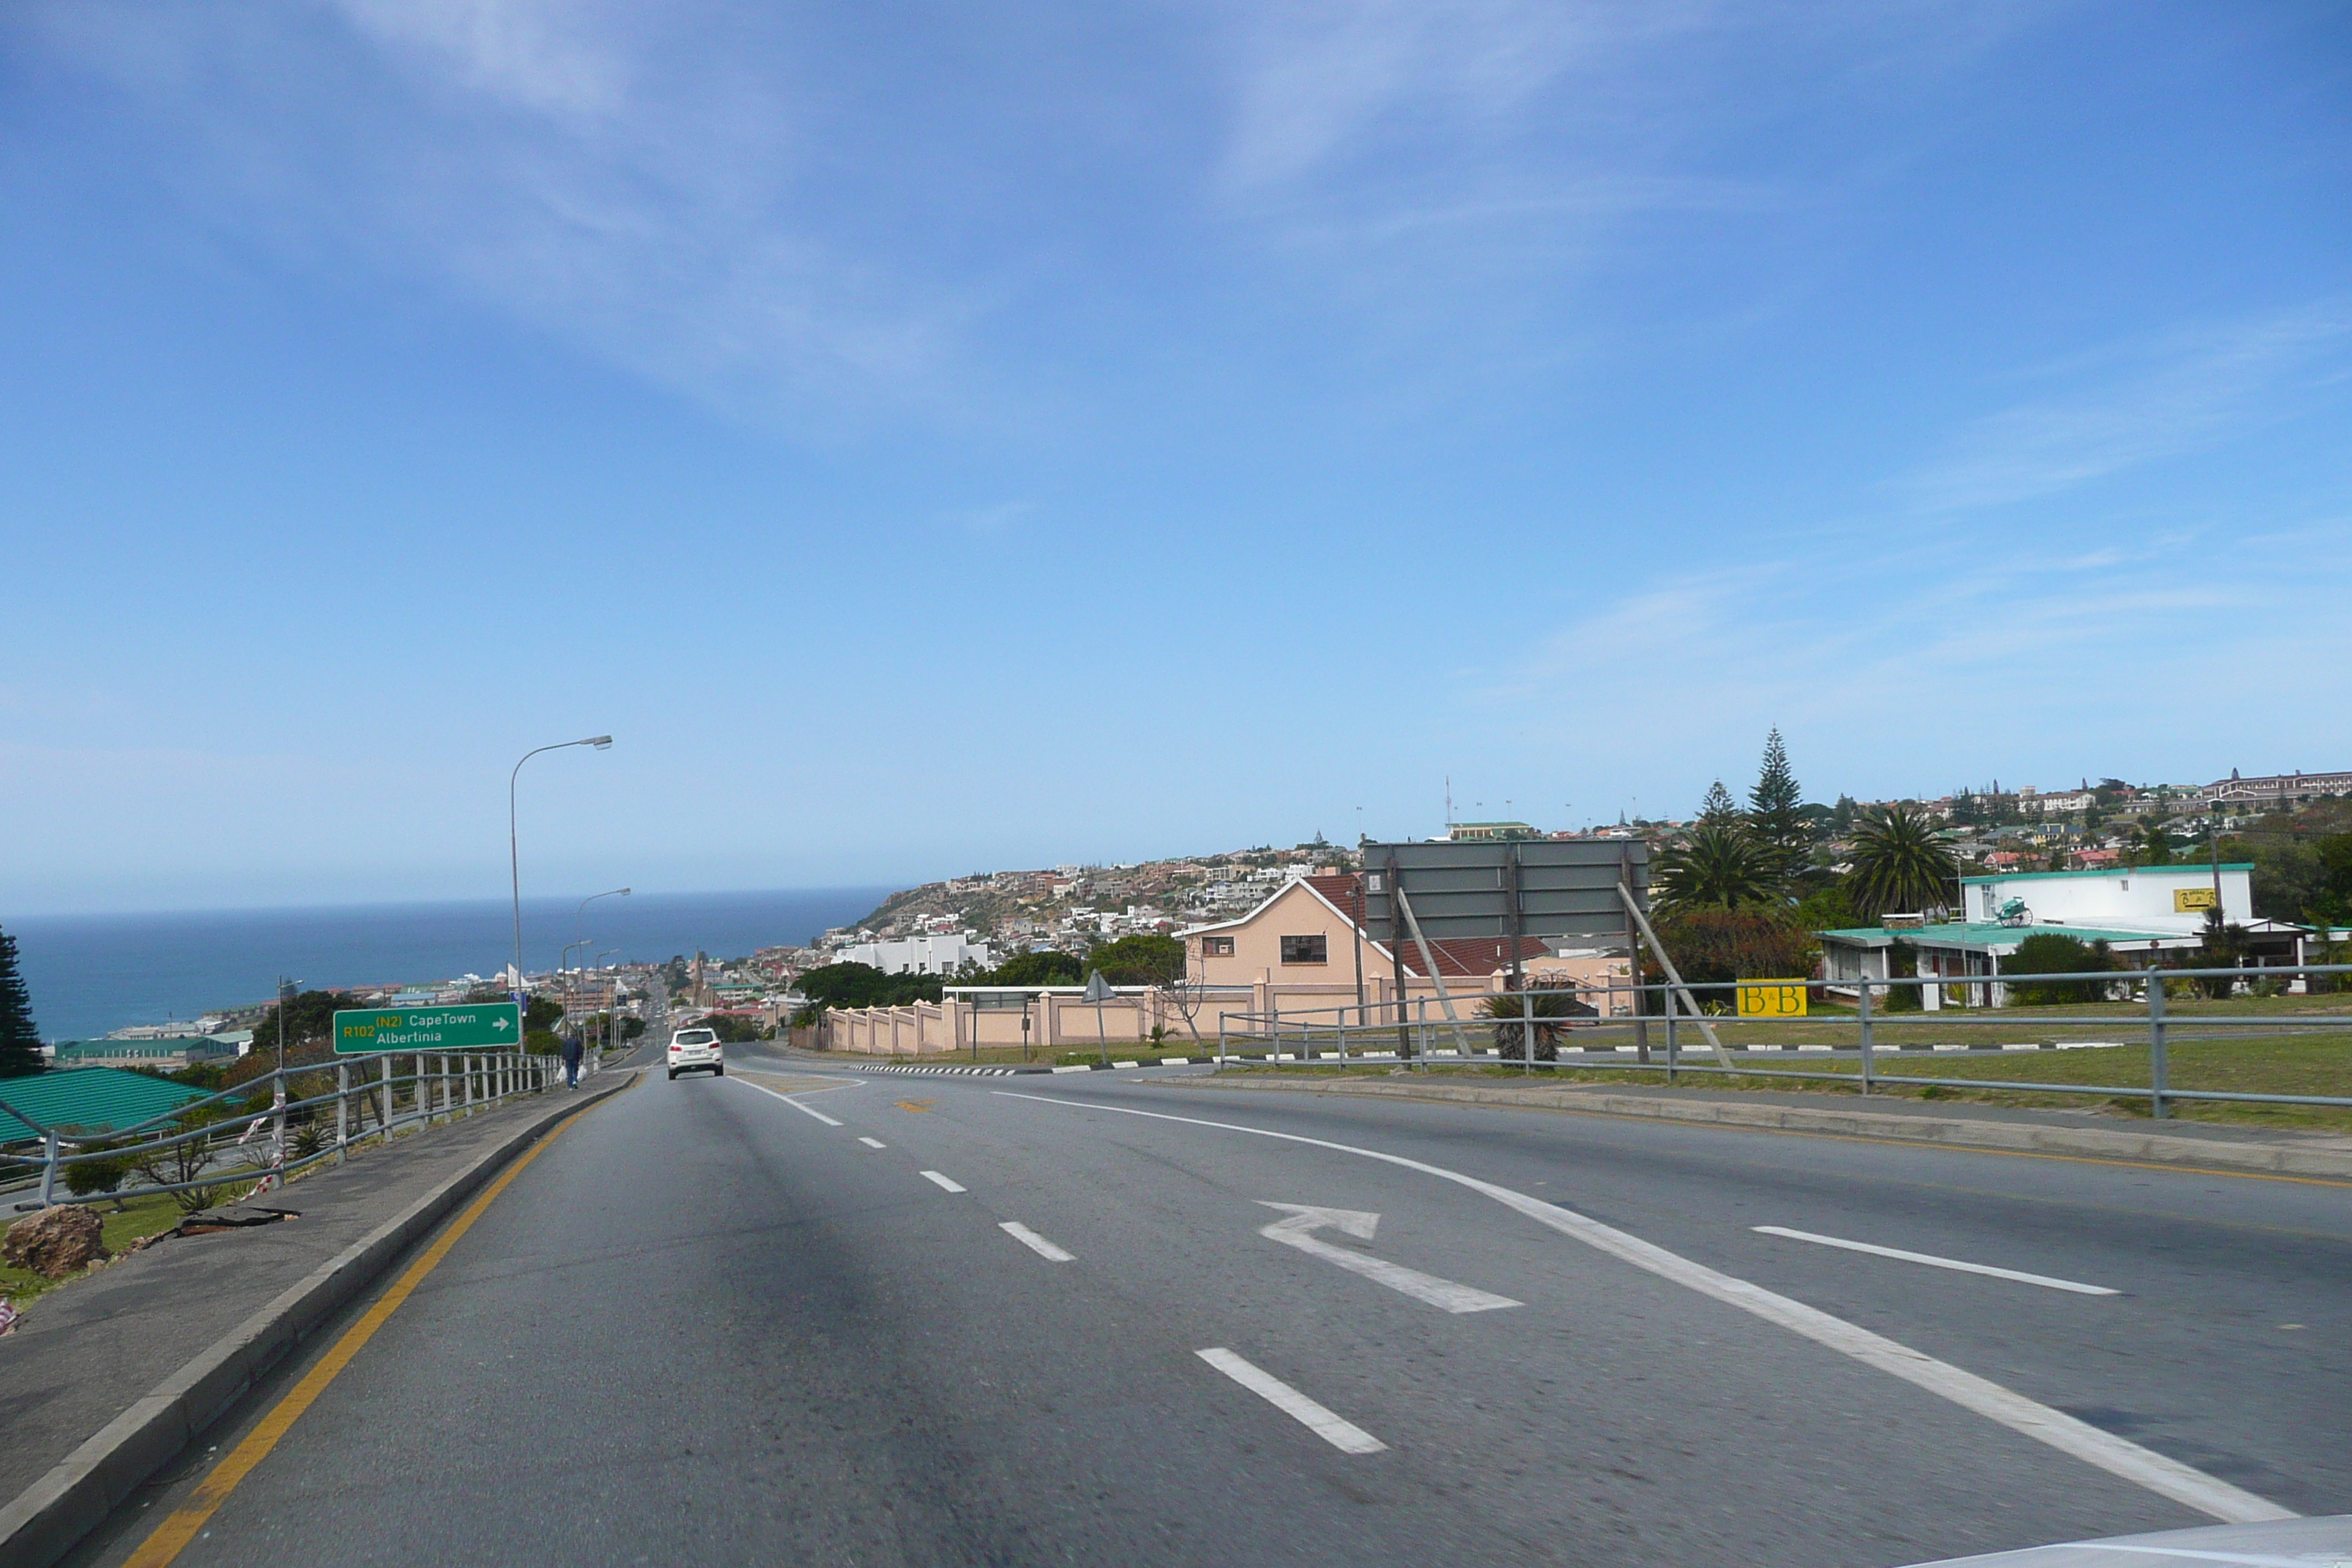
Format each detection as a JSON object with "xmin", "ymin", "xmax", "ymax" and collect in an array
[
  {"xmin": 1819, "ymin": 863, "xmax": 2261, "ymax": 1009},
  {"xmin": 831, "ymin": 932, "xmax": 995, "ymax": 975},
  {"xmin": 1961, "ymin": 864, "xmax": 2250, "ymax": 935}
]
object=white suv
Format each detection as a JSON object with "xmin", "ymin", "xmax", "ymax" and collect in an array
[{"xmin": 667, "ymin": 1027, "xmax": 725, "ymax": 1080}]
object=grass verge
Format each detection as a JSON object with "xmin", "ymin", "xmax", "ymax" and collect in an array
[
  {"xmin": 1216, "ymin": 1038, "xmax": 2352, "ymax": 1133},
  {"xmin": 1, "ymin": 1193, "xmax": 190, "ymax": 1311}
]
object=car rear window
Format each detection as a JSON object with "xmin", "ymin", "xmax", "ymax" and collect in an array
[{"xmin": 674, "ymin": 1029, "xmax": 717, "ymax": 1045}]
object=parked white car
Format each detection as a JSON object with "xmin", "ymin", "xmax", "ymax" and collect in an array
[{"xmin": 667, "ymin": 1027, "xmax": 725, "ymax": 1080}]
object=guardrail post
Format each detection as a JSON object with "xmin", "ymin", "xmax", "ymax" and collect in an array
[
  {"xmin": 39, "ymin": 1129, "xmax": 59, "ymax": 1208},
  {"xmin": 1523, "ymin": 990, "xmax": 1534, "ymax": 1076},
  {"xmin": 1665, "ymin": 988, "xmax": 1678, "ymax": 1084},
  {"xmin": 336, "ymin": 1063, "xmax": 350, "ymax": 1162},
  {"xmin": 379, "ymin": 1056, "xmax": 394, "ymax": 1137},
  {"xmin": 271, "ymin": 1067, "xmax": 287, "ymax": 1180},
  {"xmin": 1858, "ymin": 980, "xmax": 1874, "ymax": 1096},
  {"xmin": 2147, "ymin": 970, "xmax": 2169, "ymax": 1120}
]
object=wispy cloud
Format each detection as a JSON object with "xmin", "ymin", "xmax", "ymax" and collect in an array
[
  {"xmin": 1465, "ymin": 522, "xmax": 2352, "ymax": 807},
  {"xmin": 25, "ymin": 1, "xmax": 974, "ymax": 426},
  {"xmin": 1902, "ymin": 306, "xmax": 2352, "ymax": 511}
]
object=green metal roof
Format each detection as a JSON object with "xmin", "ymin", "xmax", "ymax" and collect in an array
[
  {"xmin": 0, "ymin": 1067, "xmax": 213, "ymax": 1138},
  {"xmin": 1818, "ymin": 923, "xmax": 2188, "ymax": 951},
  {"xmin": 1959, "ymin": 864, "xmax": 2253, "ymax": 884}
]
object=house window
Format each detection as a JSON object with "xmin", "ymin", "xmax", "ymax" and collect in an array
[
  {"xmin": 1280, "ymin": 935, "xmax": 1328, "ymax": 965},
  {"xmin": 1202, "ymin": 936, "xmax": 1235, "ymax": 957}
]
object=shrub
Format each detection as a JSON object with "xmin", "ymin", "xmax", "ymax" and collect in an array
[
  {"xmin": 64, "ymin": 1145, "xmax": 132, "ymax": 1207},
  {"xmin": 1880, "ymin": 939, "xmax": 1921, "ymax": 1011},
  {"xmin": 2008, "ymin": 933, "xmax": 2114, "ymax": 1006},
  {"xmin": 132, "ymin": 1106, "xmax": 230, "ymax": 1214},
  {"xmin": 1479, "ymin": 990, "xmax": 1592, "ymax": 1063},
  {"xmin": 1649, "ymin": 908, "xmax": 1816, "ymax": 992}
]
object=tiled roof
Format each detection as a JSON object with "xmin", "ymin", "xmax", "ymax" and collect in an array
[{"xmin": 1304, "ymin": 873, "xmax": 1363, "ymax": 921}]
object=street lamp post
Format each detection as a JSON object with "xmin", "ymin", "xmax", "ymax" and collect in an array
[
  {"xmin": 596, "ymin": 949, "xmax": 621, "ymax": 1073},
  {"xmin": 574, "ymin": 888, "xmax": 631, "ymax": 968},
  {"xmin": 509, "ymin": 736, "xmax": 612, "ymax": 1006}
]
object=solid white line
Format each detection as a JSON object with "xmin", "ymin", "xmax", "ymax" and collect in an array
[
  {"xmin": 919, "ymin": 1169, "xmax": 966, "ymax": 1193},
  {"xmin": 858, "ymin": 1136, "xmax": 886, "ymax": 1148},
  {"xmin": 995, "ymin": 1091, "xmax": 2288, "ymax": 1525},
  {"xmin": 1753, "ymin": 1226, "xmax": 2119, "ymax": 1296},
  {"xmin": 1000, "ymin": 1221, "xmax": 1074, "ymax": 1262},
  {"xmin": 1195, "ymin": 1349, "xmax": 1386, "ymax": 1454},
  {"xmin": 728, "ymin": 1076, "xmax": 844, "ymax": 1126}
]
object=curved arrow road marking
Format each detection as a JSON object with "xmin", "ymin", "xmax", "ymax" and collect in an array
[{"xmin": 1257, "ymin": 1202, "xmax": 1520, "ymax": 1314}]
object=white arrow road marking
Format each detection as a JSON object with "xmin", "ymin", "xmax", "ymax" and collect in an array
[
  {"xmin": 1754, "ymin": 1226, "xmax": 2119, "ymax": 1296},
  {"xmin": 1000, "ymin": 1221, "xmax": 1074, "ymax": 1262},
  {"xmin": 1196, "ymin": 1349, "xmax": 1386, "ymax": 1454},
  {"xmin": 1257, "ymin": 1202, "xmax": 1521, "ymax": 1314},
  {"xmin": 997, "ymin": 1091, "xmax": 2291, "ymax": 1526}
]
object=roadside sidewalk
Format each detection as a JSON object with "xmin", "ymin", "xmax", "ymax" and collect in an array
[
  {"xmin": 0, "ymin": 1069, "xmax": 638, "ymax": 1568},
  {"xmin": 1174, "ymin": 1074, "xmax": 2352, "ymax": 1180}
]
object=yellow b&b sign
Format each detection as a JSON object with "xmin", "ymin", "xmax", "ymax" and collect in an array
[
  {"xmin": 1735, "ymin": 980, "xmax": 1808, "ymax": 1018},
  {"xmin": 2174, "ymin": 887, "xmax": 2218, "ymax": 912}
]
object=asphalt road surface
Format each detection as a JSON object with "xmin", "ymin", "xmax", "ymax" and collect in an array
[{"xmin": 76, "ymin": 1047, "xmax": 2351, "ymax": 1567}]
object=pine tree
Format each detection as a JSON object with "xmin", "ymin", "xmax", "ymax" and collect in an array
[
  {"xmin": 1697, "ymin": 780, "xmax": 1742, "ymax": 823},
  {"xmin": 1748, "ymin": 728, "xmax": 1808, "ymax": 875},
  {"xmin": 0, "ymin": 928, "xmax": 42, "ymax": 1078}
]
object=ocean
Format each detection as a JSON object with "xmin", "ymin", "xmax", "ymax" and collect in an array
[{"xmin": 4, "ymin": 888, "xmax": 894, "ymax": 1044}]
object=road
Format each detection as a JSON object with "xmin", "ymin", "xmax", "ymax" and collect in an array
[{"xmin": 75, "ymin": 1047, "xmax": 2352, "ymax": 1567}]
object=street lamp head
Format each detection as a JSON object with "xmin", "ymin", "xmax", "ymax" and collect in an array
[{"xmin": 587, "ymin": 736, "xmax": 614, "ymax": 748}]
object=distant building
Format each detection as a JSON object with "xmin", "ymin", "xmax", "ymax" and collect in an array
[
  {"xmin": 2197, "ymin": 769, "xmax": 2352, "ymax": 810},
  {"xmin": 831, "ymin": 932, "xmax": 995, "ymax": 975},
  {"xmin": 1817, "ymin": 864, "xmax": 2275, "ymax": 1009},
  {"xmin": 50, "ymin": 1034, "xmax": 246, "ymax": 1071},
  {"xmin": 1446, "ymin": 821, "xmax": 1539, "ymax": 843}
]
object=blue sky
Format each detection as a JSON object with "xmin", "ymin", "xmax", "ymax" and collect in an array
[{"xmin": 3, "ymin": 1, "xmax": 2348, "ymax": 914}]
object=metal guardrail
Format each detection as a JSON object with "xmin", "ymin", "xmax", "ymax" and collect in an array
[
  {"xmin": 1, "ymin": 1046, "xmax": 598, "ymax": 1213},
  {"xmin": 1214, "ymin": 963, "xmax": 2352, "ymax": 1119}
]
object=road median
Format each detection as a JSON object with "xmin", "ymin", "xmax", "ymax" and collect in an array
[{"xmin": 1169, "ymin": 1074, "xmax": 2352, "ymax": 1180}]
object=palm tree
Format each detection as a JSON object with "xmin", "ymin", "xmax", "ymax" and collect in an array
[
  {"xmin": 1654, "ymin": 824, "xmax": 1779, "ymax": 911},
  {"xmin": 1480, "ymin": 988, "xmax": 1591, "ymax": 1063},
  {"xmin": 1847, "ymin": 804, "xmax": 1959, "ymax": 919}
]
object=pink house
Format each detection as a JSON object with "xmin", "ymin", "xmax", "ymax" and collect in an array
[{"xmin": 1183, "ymin": 873, "xmax": 1633, "ymax": 1020}]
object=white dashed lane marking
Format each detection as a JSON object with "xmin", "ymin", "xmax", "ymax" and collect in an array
[
  {"xmin": 1196, "ymin": 1349, "xmax": 1385, "ymax": 1455},
  {"xmin": 1000, "ymin": 1221, "xmax": 1074, "ymax": 1262}
]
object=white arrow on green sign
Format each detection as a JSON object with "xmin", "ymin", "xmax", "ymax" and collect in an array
[{"xmin": 333, "ymin": 1003, "xmax": 524, "ymax": 1054}]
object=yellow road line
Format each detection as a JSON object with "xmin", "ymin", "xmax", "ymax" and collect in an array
[{"xmin": 123, "ymin": 1085, "xmax": 629, "ymax": 1568}]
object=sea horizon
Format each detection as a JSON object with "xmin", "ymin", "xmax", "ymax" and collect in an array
[{"xmin": 5, "ymin": 887, "xmax": 896, "ymax": 1045}]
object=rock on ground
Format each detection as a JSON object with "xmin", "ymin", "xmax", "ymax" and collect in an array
[{"xmin": 3, "ymin": 1205, "xmax": 110, "ymax": 1279}]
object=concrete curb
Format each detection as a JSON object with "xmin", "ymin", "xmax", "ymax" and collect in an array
[
  {"xmin": 0, "ymin": 1071, "xmax": 638, "ymax": 1568},
  {"xmin": 1175, "ymin": 1076, "xmax": 2352, "ymax": 1180}
]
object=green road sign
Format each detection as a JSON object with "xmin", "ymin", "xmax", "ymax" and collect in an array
[{"xmin": 333, "ymin": 1002, "xmax": 523, "ymax": 1054}]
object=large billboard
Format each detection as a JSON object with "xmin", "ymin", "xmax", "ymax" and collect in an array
[{"xmin": 1358, "ymin": 838, "xmax": 1651, "ymax": 947}]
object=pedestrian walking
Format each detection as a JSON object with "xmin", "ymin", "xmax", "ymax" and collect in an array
[{"xmin": 561, "ymin": 1031, "xmax": 584, "ymax": 1090}]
